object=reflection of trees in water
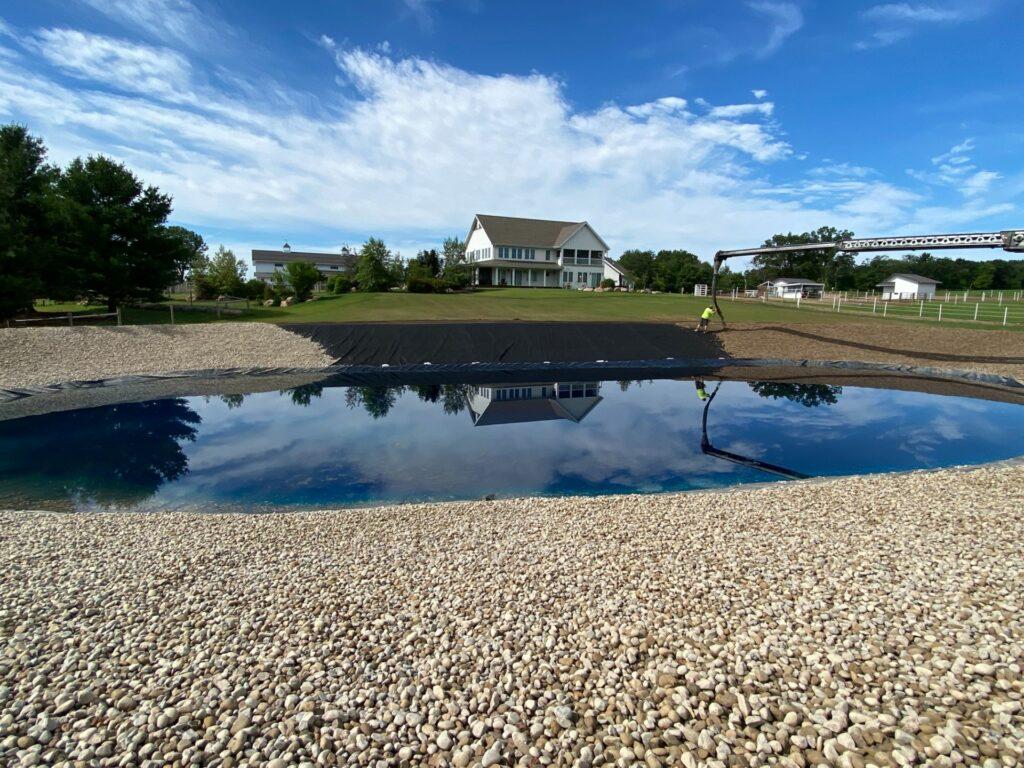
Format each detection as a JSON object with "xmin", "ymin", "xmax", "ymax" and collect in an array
[
  {"xmin": 0, "ymin": 399, "xmax": 201, "ymax": 507},
  {"xmin": 616, "ymin": 379, "xmax": 654, "ymax": 392},
  {"xmin": 221, "ymin": 394, "xmax": 246, "ymax": 409},
  {"xmin": 341, "ymin": 384, "xmax": 470, "ymax": 419},
  {"xmin": 286, "ymin": 383, "xmax": 326, "ymax": 407},
  {"xmin": 345, "ymin": 387, "xmax": 400, "ymax": 419},
  {"xmin": 748, "ymin": 382, "xmax": 842, "ymax": 408},
  {"xmin": 441, "ymin": 384, "xmax": 469, "ymax": 415}
]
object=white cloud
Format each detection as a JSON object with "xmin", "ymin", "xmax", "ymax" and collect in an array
[
  {"xmin": 751, "ymin": 89, "xmax": 768, "ymax": 99},
  {"xmin": 708, "ymin": 102, "xmax": 774, "ymax": 119},
  {"xmin": 401, "ymin": 0, "xmax": 437, "ymax": 31},
  {"xmin": 906, "ymin": 138, "xmax": 1002, "ymax": 198},
  {"xmin": 748, "ymin": 1, "xmax": 804, "ymax": 57},
  {"xmin": 31, "ymin": 29, "xmax": 191, "ymax": 98},
  {"xmin": 78, "ymin": 0, "xmax": 222, "ymax": 49},
  {"xmin": 859, "ymin": 2, "xmax": 992, "ymax": 48},
  {"xmin": 863, "ymin": 2, "xmax": 980, "ymax": 23},
  {"xmin": 0, "ymin": 29, "xmax": 1014, "ymax": 262}
]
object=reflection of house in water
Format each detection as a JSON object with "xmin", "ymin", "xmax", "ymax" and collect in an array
[{"xmin": 467, "ymin": 383, "xmax": 603, "ymax": 426}]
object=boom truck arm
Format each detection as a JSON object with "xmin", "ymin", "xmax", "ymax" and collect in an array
[{"xmin": 709, "ymin": 229, "xmax": 1024, "ymax": 327}]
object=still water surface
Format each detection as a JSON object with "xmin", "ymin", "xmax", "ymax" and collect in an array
[{"xmin": 2, "ymin": 377, "xmax": 1023, "ymax": 511}]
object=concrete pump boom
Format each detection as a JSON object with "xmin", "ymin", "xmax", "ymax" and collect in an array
[{"xmin": 708, "ymin": 228, "xmax": 1024, "ymax": 327}]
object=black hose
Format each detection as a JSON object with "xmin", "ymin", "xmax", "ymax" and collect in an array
[{"xmin": 710, "ymin": 253, "xmax": 726, "ymax": 329}]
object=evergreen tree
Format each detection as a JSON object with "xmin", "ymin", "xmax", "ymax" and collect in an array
[
  {"xmin": 0, "ymin": 125, "xmax": 61, "ymax": 318},
  {"xmin": 57, "ymin": 156, "xmax": 185, "ymax": 310}
]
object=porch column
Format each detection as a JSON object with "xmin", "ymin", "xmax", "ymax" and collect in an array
[{"xmin": 512, "ymin": 267, "xmax": 516, "ymax": 287}]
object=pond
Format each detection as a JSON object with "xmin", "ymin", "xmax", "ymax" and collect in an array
[{"xmin": 2, "ymin": 375, "xmax": 1024, "ymax": 511}]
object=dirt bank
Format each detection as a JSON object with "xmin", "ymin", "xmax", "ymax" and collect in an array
[{"xmin": 718, "ymin": 323, "xmax": 1024, "ymax": 383}]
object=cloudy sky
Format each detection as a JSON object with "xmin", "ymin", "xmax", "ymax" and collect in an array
[{"xmin": 1, "ymin": 0, "xmax": 1021, "ymax": 266}]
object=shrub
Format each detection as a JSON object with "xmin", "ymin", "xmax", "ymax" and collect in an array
[
  {"xmin": 442, "ymin": 265, "xmax": 471, "ymax": 290},
  {"xmin": 327, "ymin": 275, "xmax": 355, "ymax": 294},
  {"xmin": 242, "ymin": 278, "xmax": 265, "ymax": 300},
  {"xmin": 193, "ymin": 274, "xmax": 219, "ymax": 300},
  {"xmin": 600, "ymin": 278, "xmax": 616, "ymax": 289},
  {"xmin": 407, "ymin": 276, "xmax": 445, "ymax": 293},
  {"xmin": 284, "ymin": 261, "xmax": 321, "ymax": 301}
]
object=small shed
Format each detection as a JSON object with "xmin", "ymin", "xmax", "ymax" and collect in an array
[
  {"xmin": 758, "ymin": 277, "xmax": 825, "ymax": 299},
  {"xmin": 876, "ymin": 273, "xmax": 940, "ymax": 300}
]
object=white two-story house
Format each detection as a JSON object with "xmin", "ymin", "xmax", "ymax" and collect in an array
[{"xmin": 464, "ymin": 215, "xmax": 632, "ymax": 289}]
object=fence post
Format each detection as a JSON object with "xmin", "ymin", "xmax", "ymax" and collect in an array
[
  {"xmin": 883, "ymin": 302, "xmax": 888, "ymax": 317},
  {"xmin": 170, "ymin": 303, "xmax": 175, "ymax": 325},
  {"xmin": 938, "ymin": 304, "xmax": 942, "ymax": 322},
  {"xmin": 999, "ymin": 292, "xmax": 1003, "ymax": 304},
  {"xmin": 1004, "ymin": 307, "xmax": 1009, "ymax": 326},
  {"xmin": 68, "ymin": 312, "xmax": 73, "ymax": 327},
  {"xmin": 974, "ymin": 303, "xmax": 979, "ymax": 321},
  {"xmin": 796, "ymin": 295, "xmax": 801, "ymax": 309},
  {"xmin": 116, "ymin": 307, "xmax": 122, "ymax": 326},
  {"xmin": 919, "ymin": 300, "xmax": 924, "ymax": 317},
  {"xmin": 836, "ymin": 297, "xmax": 841, "ymax": 312},
  {"xmin": 872, "ymin": 298, "xmax": 877, "ymax": 314}
]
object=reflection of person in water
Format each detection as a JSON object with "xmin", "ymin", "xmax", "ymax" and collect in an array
[{"xmin": 695, "ymin": 379, "xmax": 709, "ymax": 401}]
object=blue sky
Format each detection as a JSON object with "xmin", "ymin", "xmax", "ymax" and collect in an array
[{"xmin": 1, "ymin": 0, "xmax": 1021, "ymax": 268}]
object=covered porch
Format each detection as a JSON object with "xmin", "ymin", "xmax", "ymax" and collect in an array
[{"xmin": 474, "ymin": 263, "xmax": 562, "ymax": 288}]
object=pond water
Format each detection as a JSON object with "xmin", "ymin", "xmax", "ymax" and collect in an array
[{"xmin": 2, "ymin": 376, "xmax": 1024, "ymax": 511}]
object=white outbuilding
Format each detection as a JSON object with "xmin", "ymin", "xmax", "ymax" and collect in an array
[
  {"xmin": 758, "ymin": 277, "xmax": 825, "ymax": 299},
  {"xmin": 876, "ymin": 273, "xmax": 940, "ymax": 300}
]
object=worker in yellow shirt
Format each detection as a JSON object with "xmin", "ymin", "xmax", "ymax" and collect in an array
[{"xmin": 696, "ymin": 305, "xmax": 716, "ymax": 333}]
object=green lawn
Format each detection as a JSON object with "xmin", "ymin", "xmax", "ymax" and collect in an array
[{"xmin": 28, "ymin": 289, "xmax": 1022, "ymax": 329}]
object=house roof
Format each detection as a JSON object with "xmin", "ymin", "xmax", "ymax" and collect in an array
[
  {"xmin": 252, "ymin": 249, "xmax": 356, "ymax": 267},
  {"xmin": 604, "ymin": 258, "xmax": 633, "ymax": 279},
  {"xmin": 878, "ymin": 273, "xmax": 941, "ymax": 285},
  {"xmin": 759, "ymin": 277, "xmax": 825, "ymax": 286},
  {"xmin": 472, "ymin": 214, "xmax": 609, "ymax": 250},
  {"xmin": 470, "ymin": 395, "xmax": 602, "ymax": 426}
]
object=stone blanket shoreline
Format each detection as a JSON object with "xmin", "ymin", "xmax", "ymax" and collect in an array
[
  {"xmin": 2, "ymin": 464, "xmax": 1023, "ymax": 767},
  {"xmin": 1, "ymin": 321, "xmax": 1023, "ymax": 767}
]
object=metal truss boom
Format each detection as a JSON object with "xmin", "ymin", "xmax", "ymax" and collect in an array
[{"xmin": 709, "ymin": 228, "xmax": 1024, "ymax": 326}]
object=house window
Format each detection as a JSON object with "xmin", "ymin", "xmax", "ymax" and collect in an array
[
  {"xmin": 563, "ymin": 271, "xmax": 572, "ymax": 283},
  {"xmin": 274, "ymin": 263, "xmax": 284, "ymax": 268},
  {"xmin": 577, "ymin": 272, "xmax": 587, "ymax": 283}
]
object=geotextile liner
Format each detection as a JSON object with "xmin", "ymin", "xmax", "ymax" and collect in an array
[{"xmin": 282, "ymin": 321, "xmax": 727, "ymax": 366}]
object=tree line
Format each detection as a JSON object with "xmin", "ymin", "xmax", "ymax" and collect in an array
[
  {"xmin": 618, "ymin": 226, "xmax": 1024, "ymax": 294},
  {"xmin": 0, "ymin": 124, "xmax": 213, "ymax": 318}
]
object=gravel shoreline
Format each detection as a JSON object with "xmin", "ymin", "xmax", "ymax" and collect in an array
[
  {"xmin": 2, "ymin": 464, "xmax": 1023, "ymax": 767},
  {"xmin": 0, "ymin": 325, "xmax": 332, "ymax": 389}
]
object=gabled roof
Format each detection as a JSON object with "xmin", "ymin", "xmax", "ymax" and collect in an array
[
  {"xmin": 252, "ymin": 249, "xmax": 356, "ymax": 267},
  {"xmin": 603, "ymin": 258, "xmax": 632, "ymax": 278},
  {"xmin": 879, "ymin": 273, "xmax": 941, "ymax": 285},
  {"xmin": 471, "ymin": 214, "xmax": 609, "ymax": 250},
  {"xmin": 759, "ymin": 277, "xmax": 825, "ymax": 286}
]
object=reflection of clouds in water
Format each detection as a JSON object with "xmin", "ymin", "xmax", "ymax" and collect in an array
[{"xmin": 147, "ymin": 380, "xmax": 1024, "ymax": 505}]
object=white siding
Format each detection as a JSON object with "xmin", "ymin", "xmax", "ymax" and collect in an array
[
  {"xmin": 465, "ymin": 223, "xmax": 493, "ymax": 262},
  {"xmin": 883, "ymin": 277, "xmax": 937, "ymax": 300},
  {"xmin": 560, "ymin": 225, "xmax": 605, "ymax": 253}
]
